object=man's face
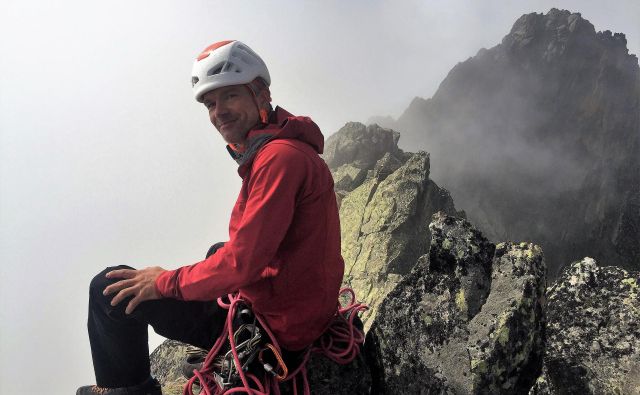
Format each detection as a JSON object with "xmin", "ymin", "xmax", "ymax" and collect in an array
[{"xmin": 202, "ymin": 85, "xmax": 260, "ymax": 145}]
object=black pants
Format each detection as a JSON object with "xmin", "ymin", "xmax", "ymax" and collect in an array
[{"xmin": 87, "ymin": 244, "xmax": 228, "ymax": 387}]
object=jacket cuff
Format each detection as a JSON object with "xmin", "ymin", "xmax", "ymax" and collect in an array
[{"xmin": 155, "ymin": 269, "xmax": 183, "ymax": 300}]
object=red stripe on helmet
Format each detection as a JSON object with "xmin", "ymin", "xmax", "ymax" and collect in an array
[{"xmin": 197, "ymin": 40, "xmax": 235, "ymax": 61}]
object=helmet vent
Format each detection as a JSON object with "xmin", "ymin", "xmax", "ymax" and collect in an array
[
  {"xmin": 191, "ymin": 76, "xmax": 199, "ymax": 87},
  {"xmin": 207, "ymin": 62, "xmax": 226, "ymax": 76}
]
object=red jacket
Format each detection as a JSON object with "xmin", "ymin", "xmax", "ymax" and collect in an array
[{"xmin": 156, "ymin": 107, "xmax": 344, "ymax": 350}]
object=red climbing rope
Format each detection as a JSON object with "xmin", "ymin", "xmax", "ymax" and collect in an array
[{"xmin": 183, "ymin": 288, "xmax": 368, "ymax": 395}]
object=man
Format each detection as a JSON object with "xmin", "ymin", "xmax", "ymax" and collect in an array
[{"xmin": 77, "ymin": 40, "xmax": 344, "ymax": 395}]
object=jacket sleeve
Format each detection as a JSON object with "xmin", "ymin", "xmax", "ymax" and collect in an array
[{"xmin": 155, "ymin": 142, "xmax": 309, "ymax": 301}]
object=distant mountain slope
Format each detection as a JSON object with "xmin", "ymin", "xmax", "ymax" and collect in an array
[{"xmin": 376, "ymin": 8, "xmax": 639, "ymax": 276}]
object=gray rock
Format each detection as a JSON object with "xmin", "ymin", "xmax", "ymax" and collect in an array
[
  {"xmin": 530, "ymin": 258, "xmax": 640, "ymax": 394},
  {"xmin": 365, "ymin": 213, "xmax": 545, "ymax": 394}
]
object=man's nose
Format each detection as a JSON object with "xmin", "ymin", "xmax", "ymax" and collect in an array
[{"xmin": 212, "ymin": 103, "xmax": 231, "ymax": 120}]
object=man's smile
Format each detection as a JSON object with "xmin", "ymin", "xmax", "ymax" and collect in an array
[{"xmin": 219, "ymin": 119, "xmax": 237, "ymax": 128}]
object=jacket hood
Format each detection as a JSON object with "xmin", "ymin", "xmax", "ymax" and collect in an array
[
  {"xmin": 251, "ymin": 106, "xmax": 324, "ymax": 153},
  {"xmin": 227, "ymin": 106, "xmax": 324, "ymax": 176}
]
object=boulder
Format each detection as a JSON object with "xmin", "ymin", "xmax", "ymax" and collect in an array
[
  {"xmin": 365, "ymin": 213, "xmax": 546, "ymax": 394},
  {"xmin": 529, "ymin": 258, "xmax": 640, "ymax": 394}
]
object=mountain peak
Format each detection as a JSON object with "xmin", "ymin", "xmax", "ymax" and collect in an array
[{"xmin": 502, "ymin": 8, "xmax": 636, "ymax": 62}]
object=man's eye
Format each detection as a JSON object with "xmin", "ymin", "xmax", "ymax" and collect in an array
[{"xmin": 205, "ymin": 102, "xmax": 215, "ymax": 110}]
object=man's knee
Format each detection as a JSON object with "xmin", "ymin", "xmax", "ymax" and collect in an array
[
  {"xmin": 89, "ymin": 265, "xmax": 135, "ymax": 303},
  {"xmin": 206, "ymin": 242, "xmax": 226, "ymax": 258}
]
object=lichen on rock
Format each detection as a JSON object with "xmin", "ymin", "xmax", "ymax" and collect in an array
[{"xmin": 530, "ymin": 257, "xmax": 640, "ymax": 394}]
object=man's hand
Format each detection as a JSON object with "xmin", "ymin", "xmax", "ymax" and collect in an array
[{"xmin": 103, "ymin": 266, "xmax": 166, "ymax": 314}]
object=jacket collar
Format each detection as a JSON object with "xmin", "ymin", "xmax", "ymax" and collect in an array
[{"xmin": 226, "ymin": 106, "xmax": 324, "ymax": 178}]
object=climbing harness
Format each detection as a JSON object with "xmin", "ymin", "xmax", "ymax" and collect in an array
[{"xmin": 183, "ymin": 288, "xmax": 368, "ymax": 395}]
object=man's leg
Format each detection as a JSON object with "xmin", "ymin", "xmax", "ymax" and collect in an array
[{"xmin": 87, "ymin": 265, "xmax": 226, "ymax": 388}]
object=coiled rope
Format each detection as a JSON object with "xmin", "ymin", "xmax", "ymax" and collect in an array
[{"xmin": 183, "ymin": 288, "xmax": 367, "ymax": 395}]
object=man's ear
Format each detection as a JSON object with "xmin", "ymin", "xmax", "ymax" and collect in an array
[
  {"xmin": 257, "ymin": 87, "xmax": 272, "ymax": 107},
  {"xmin": 257, "ymin": 88, "xmax": 272, "ymax": 124}
]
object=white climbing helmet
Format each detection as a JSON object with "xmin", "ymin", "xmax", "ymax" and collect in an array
[{"xmin": 191, "ymin": 40, "xmax": 271, "ymax": 103}]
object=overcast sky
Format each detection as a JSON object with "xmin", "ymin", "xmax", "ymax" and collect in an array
[{"xmin": 1, "ymin": 1, "xmax": 638, "ymax": 393}]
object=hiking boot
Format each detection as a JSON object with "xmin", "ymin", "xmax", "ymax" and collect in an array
[{"xmin": 76, "ymin": 377, "xmax": 162, "ymax": 395}]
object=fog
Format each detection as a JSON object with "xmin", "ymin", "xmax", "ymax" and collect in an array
[{"xmin": 1, "ymin": 1, "xmax": 637, "ymax": 393}]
